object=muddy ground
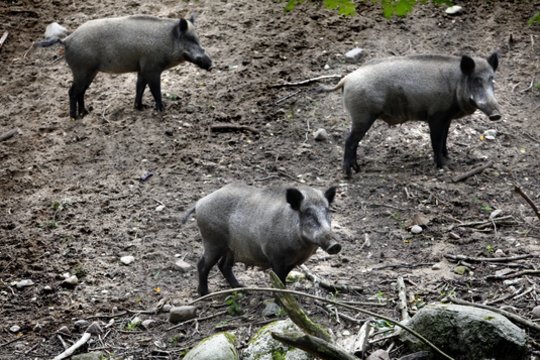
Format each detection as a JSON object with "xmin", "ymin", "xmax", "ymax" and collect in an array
[{"xmin": 0, "ymin": 0, "xmax": 539, "ymax": 358}]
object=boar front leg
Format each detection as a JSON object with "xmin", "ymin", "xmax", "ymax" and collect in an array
[
  {"xmin": 428, "ymin": 117, "xmax": 452, "ymax": 168},
  {"xmin": 218, "ymin": 250, "xmax": 243, "ymax": 289},
  {"xmin": 344, "ymin": 115, "xmax": 376, "ymax": 178},
  {"xmin": 141, "ymin": 70, "xmax": 164, "ymax": 112}
]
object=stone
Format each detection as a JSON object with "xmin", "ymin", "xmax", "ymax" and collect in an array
[
  {"xmin": 494, "ymin": 249, "xmax": 506, "ymax": 257},
  {"xmin": 366, "ymin": 349, "xmax": 390, "ymax": 360},
  {"xmin": 400, "ymin": 303, "xmax": 528, "ymax": 360},
  {"xmin": 142, "ymin": 319, "xmax": 156, "ymax": 329},
  {"xmin": 120, "ymin": 255, "xmax": 135, "ymax": 265},
  {"xmin": 243, "ymin": 319, "xmax": 311, "ymax": 360},
  {"xmin": 410, "ymin": 225, "xmax": 422, "ymax": 234},
  {"xmin": 183, "ymin": 332, "xmax": 239, "ymax": 360},
  {"xmin": 9, "ymin": 325, "xmax": 21, "ymax": 333},
  {"xmin": 261, "ymin": 300, "xmax": 281, "ymax": 317},
  {"xmin": 285, "ymin": 270, "xmax": 305, "ymax": 283},
  {"xmin": 345, "ymin": 47, "xmax": 364, "ymax": 63},
  {"xmin": 431, "ymin": 262, "xmax": 442, "ymax": 271},
  {"xmin": 445, "ymin": 5, "xmax": 463, "ymax": 15},
  {"xmin": 483, "ymin": 129, "xmax": 498, "ymax": 140},
  {"xmin": 313, "ymin": 128, "xmax": 329, "ymax": 141},
  {"xmin": 169, "ymin": 305, "xmax": 197, "ymax": 324},
  {"xmin": 74, "ymin": 319, "xmax": 90, "ymax": 330},
  {"xmin": 130, "ymin": 316, "xmax": 143, "ymax": 328},
  {"xmin": 532, "ymin": 305, "xmax": 540, "ymax": 319},
  {"xmin": 174, "ymin": 259, "xmax": 193, "ymax": 272},
  {"xmin": 62, "ymin": 275, "xmax": 79, "ymax": 287},
  {"xmin": 15, "ymin": 279, "xmax": 34, "ymax": 289},
  {"xmin": 72, "ymin": 352, "xmax": 104, "ymax": 360},
  {"xmin": 454, "ymin": 265, "xmax": 469, "ymax": 275}
]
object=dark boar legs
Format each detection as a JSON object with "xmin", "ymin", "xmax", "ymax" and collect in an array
[
  {"xmin": 344, "ymin": 115, "xmax": 376, "ymax": 178},
  {"xmin": 197, "ymin": 246, "xmax": 242, "ymax": 296},
  {"xmin": 135, "ymin": 70, "xmax": 163, "ymax": 111},
  {"xmin": 69, "ymin": 69, "xmax": 97, "ymax": 118},
  {"xmin": 428, "ymin": 117, "xmax": 452, "ymax": 168}
]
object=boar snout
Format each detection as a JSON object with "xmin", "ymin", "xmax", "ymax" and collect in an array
[
  {"xmin": 325, "ymin": 241, "xmax": 341, "ymax": 255},
  {"xmin": 194, "ymin": 55, "xmax": 212, "ymax": 71}
]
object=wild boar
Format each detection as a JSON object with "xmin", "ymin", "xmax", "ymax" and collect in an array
[
  {"xmin": 181, "ymin": 183, "xmax": 341, "ymax": 296},
  {"xmin": 35, "ymin": 15, "xmax": 212, "ymax": 118},
  {"xmin": 323, "ymin": 53, "xmax": 501, "ymax": 177}
]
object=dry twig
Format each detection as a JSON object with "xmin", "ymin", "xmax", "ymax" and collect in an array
[
  {"xmin": 444, "ymin": 254, "xmax": 533, "ymax": 263},
  {"xmin": 397, "ymin": 276, "xmax": 410, "ymax": 321},
  {"xmin": 486, "ymin": 269, "xmax": 540, "ymax": 281},
  {"xmin": 514, "ymin": 185, "xmax": 540, "ymax": 221},
  {"xmin": 271, "ymin": 331, "xmax": 358, "ymax": 360},
  {"xmin": 0, "ymin": 31, "xmax": 8, "ymax": 50},
  {"xmin": 0, "ymin": 128, "xmax": 19, "ymax": 142},
  {"xmin": 300, "ymin": 265, "xmax": 364, "ymax": 294},
  {"xmin": 210, "ymin": 123, "xmax": 259, "ymax": 134},
  {"xmin": 451, "ymin": 160, "xmax": 493, "ymax": 182},
  {"xmin": 53, "ymin": 332, "xmax": 91, "ymax": 360},
  {"xmin": 271, "ymin": 74, "xmax": 342, "ymax": 88}
]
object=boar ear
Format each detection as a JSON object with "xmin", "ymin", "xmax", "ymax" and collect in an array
[
  {"xmin": 324, "ymin": 187, "xmax": 337, "ymax": 205},
  {"xmin": 189, "ymin": 14, "xmax": 197, "ymax": 25},
  {"xmin": 487, "ymin": 52, "xmax": 498, "ymax": 72},
  {"xmin": 178, "ymin": 18, "xmax": 189, "ymax": 33},
  {"xmin": 286, "ymin": 188, "xmax": 304, "ymax": 211},
  {"xmin": 460, "ymin": 55, "xmax": 475, "ymax": 75}
]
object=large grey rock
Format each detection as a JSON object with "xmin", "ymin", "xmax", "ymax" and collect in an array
[
  {"xmin": 183, "ymin": 332, "xmax": 238, "ymax": 360},
  {"xmin": 400, "ymin": 303, "xmax": 527, "ymax": 360},
  {"xmin": 243, "ymin": 319, "xmax": 312, "ymax": 360}
]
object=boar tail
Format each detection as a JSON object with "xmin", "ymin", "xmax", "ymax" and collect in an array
[
  {"xmin": 180, "ymin": 204, "xmax": 197, "ymax": 225},
  {"xmin": 34, "ymin": 22, "xmax": 69, "ymax": 48},
  {"xmin": 317, "ymin": 77, "xmax": 347, "ymax": 93}
]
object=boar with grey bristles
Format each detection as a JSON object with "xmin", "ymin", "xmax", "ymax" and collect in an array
[
  {"xmin": 182, "ymin": 183, "xmax": 341, "ymax": 296},
  {"xmin": 35, "ymin": 15, "xmax": 212, "ymax": 118},
  {"xmin": 323, "ymin": 53, "xmax": 501, "ymax": 177}
]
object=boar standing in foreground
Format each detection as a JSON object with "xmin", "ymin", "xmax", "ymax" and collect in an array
[
  {"xmin": 324, "ymin": 53, "xmax": 501, "ymax": 177},
  {"xmin": 182, "ymin": 183, "xmax": 341, "ymax": 296},
  {"xmin": 36, "ymin": 15, "xmax": 212, "ymax": 118}
]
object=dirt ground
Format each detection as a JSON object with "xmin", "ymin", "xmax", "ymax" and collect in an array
[{"xmin": 1, "ymin": 0, "xmax": 539, "ymax": 358}]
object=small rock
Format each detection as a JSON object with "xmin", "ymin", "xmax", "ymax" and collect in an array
[
  {"xmin": 43, "ymin": 285, "xmax": 53, "ymax": 293},
  {"xmin": 494, "ymin": 249, "xmax": 506, "ymax": 257},
  {"xmin": 130, "ymin": 317, "xmax": 143, "ymax": 328},
  {"xmin": 9, "ymin": 325, "xmax": 21, "ymax": 333},
  {"xmin": 155, "ymin": 204, "xmax": 165, "ymax": 212},
  {"xmin": 313, "ymin": 128, "xmax": 329, "ymax": 141},
  {"xmin": 344, "ymin": 47, "xmax": 364, "ymax": 63},
  {"xmin": 72, "ymin": 352, "xmax": 104, "ymax": 360},
  {"xmin": 174, "ymin": 259, "xmax": 193, "ymax": 273},
  {"xmin": 120, "ymin": 255, "xmax": 135, "ymax": 265},
  {"xmin": 431, "ymin": 262, "xmax": 443, "ymax": 270},
  {"xmin": 86, "ymin": 322, "xmax": 103, "ymax": 335},
  {"xmin": 15, "ymin": 279, "xmax": 34, "ymax": 289},
  {"xmin": 286, "ymin": 270, "xmax": 305, "ymax": 283},
  {"xmin": 410, "ymin": 225, "xmax": 423, "ymax": 234},
  {"xmin": 367, "ymin": 349, "xmax": 390, "ymax": 360},
  {"xmin": 62, "ymin": 275, "xmax": 79, "ymax": 287},
  {"xmin": 74, "ymin": 319, "xmax": 90, "ymax": 330},
  {"xmin": 169, "ymin": 305, "xmax": 197, "ymax": 324},
  {"xmin": 454, "ymin": 265, "xmax": 469, "ymax": 275},
  {"xmin": 262, "ymin": 301, "xmax": 281, "ymax": 317},
  {"xmin": 445, "ymin": 5, "xmax": 463, "ymax": 15},
  {"xmin": 342, "ymin": 330, "xmax": 351, "ymax": 336},
  {"xmin": 532, "ymin": 305, "xmax": 540, "ymax": 319},
  {"xmin": 324, "ymin": 64, "xmax": 330, "ymax": 70},
  {"xmin": 483, "ymin": 129, "xmax": 497, "ymax": 140},
  {"xmin": 162, "ymin": 304, "xmax": 172, "ymax": 313},
  {"xmin": 142, "ymin": 319, "xmax": 156, "ymax": 329}
]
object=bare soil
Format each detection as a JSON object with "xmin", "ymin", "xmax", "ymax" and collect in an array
[{"xmin": 1, "ymin": 0, "xmax": 539, "ymax": 358}]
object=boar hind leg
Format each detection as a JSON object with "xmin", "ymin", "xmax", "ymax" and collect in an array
[
  {"xmin": 69, "ymin": 69, "xmax": 97, "ymax": 118},
  {"xmin": 197, "ymin": 246, "xmax": 223, "ymax": 296},
  {"xmin": 344, "ymin": 115, "xmax": 376, "ymax": 178},
  {"xmin": 428, "ymin": 118, "xmax": 451, "ymax": 168},
  {"xmin": 218, "ymin": 250, "xmax": 243, "ymax": 289},
  {"xmin": 134, "ymin": 74, "xmax": 148, "ymax": 110}
]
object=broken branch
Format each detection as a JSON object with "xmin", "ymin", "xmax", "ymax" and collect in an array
[
  {"xmin": 271, "ymin": 331, "xmax": 358, "ymax": 360},
  {"xmin": 0, "ymin": 128, "xmax": 20, "ymax": 142},
  {"xmin": 449, "ymin": 297, "xmax": 540, "ymax": 333},
  {"xmin": 485, "ymin": 269, "xmax": 540, "ymax": 281},
  {"xmin": 210, "ymin": 123, "xmax": 259, "ymax": 134},
  {"xmin": 300, "ymin": 265, "xmax": 364, "ymax": 294},
  {"xmin": 444, "ymin": 254, "xmax": 533, "ymax": 263},
  {"xmin": 271, "ymin": 74, "xmax": 342, "ymax": 88},
  {"xmin": 53, "ymin": 332, "xmax": 91, "ymax": 360},
  {"xmin": 447, "ymin": 215, "xmax": 515, "ymax": 231},
  {"xmin": 192, "ymin": 287, "xmax": 454, "ymax": 360},
  {"xmin": 0, "ymin": 31, "xmax": 8, "ymax": 51},
  {"xmin": 514, "ymin": 185, "xmax": 540, "ymax": 221},
  {"xmin": 397, "ymin": 276, "xmax": 410, "ymax": 321},
  {"xmin": 451, "ymin": 160, "xmax": 493, "ymax": 183}
]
